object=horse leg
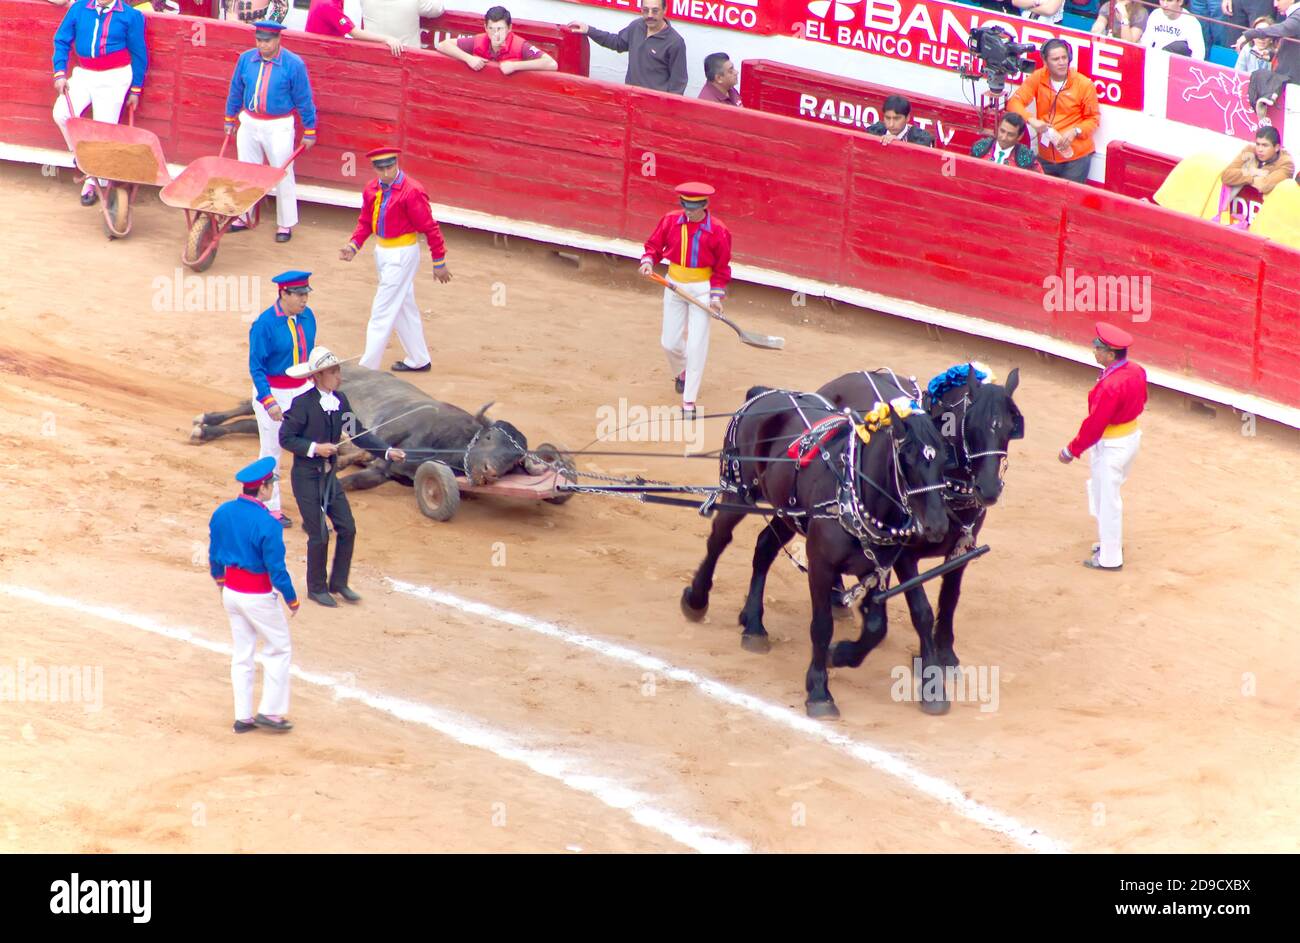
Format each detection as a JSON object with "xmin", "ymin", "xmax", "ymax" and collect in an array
[
  {"xmin": 338, "ymin": 464, "xmax": 392, "ymax": 492},
  {"xmin": 933, "ymin": 564, "xmax": 967, "ymax": 669},
  {"xmin": 681, "ymin": 509, "xmax": 744, "ymax": 621},
  {"xmin": 189, "ymin": 418, "xmax": 259, "ymax": 443},
  {"xmin": 829, "ymin": 575, "xmax": 854, "ymax": 620},
  {"xmin": 804, "ymin": 552, "xmax": 840, "ymax": 718},
  {"xmin": 892, "ymin": 556, "xmax": 949, "ymax": 715},
  {"xmin": 736, "ymin": 519, "xmax": 795, "ymax": 654},
  {"xmin": 194, "ymin": 400, "xmax": 255, "ymax": 426},
  {"xmin": 829, "ymin": 584, "xmax": 889, "ymax": 668}
]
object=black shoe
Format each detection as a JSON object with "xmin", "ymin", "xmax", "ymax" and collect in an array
[
  {"xmin": 309, "ymin": 590, "xmax": 338, "ymax": 607},
  {"xmin": 233, "ymin": 719, "xmax": 257, "ymax": 734},
  {"xmin": 228, "ymin": 221, "xmax": 249, "ymax": 233},
  {"xmin": 254, "ymin": 713, "xmax": 293, "ymax": 732},
  {"xmin": 80, "ymin": 189, "xmax": 98, "ymax": 207},
  {"xmin": 392, "ymin": 361, "xmax": 431, "ymax": 372},
  {"xmin": 682, "ymin": 403, "xmax": 698, "ymax": 420},
  {"xmin": 333, "ymin": 586, "xmax": 361, "ymax": 603},
  {"xmin": 275, "ymin": 229, "xmax": 292, "ymax": 243},
  {"xmin": 674, "ymin": 373, "xmax": 685, "ymax": 394},
  {"xmin": 278, "ymin": 514, "xmax": 293, "ymax": 528}
]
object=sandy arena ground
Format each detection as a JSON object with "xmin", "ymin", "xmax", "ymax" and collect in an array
[{"xmin": 1, "ymin": 162, "xmax": 1298, "ymax": 853}]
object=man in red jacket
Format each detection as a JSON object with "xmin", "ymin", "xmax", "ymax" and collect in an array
[
  {"xmin": 1058, "ymin": 322, "xmax": 1148, "ymax": 571},
  {"xmin": 638, "ymin": 182, "xmax": 733, "ymax": 418},
  {"xmin": 340, "ymin": 147, "xmax": 453, "ymax": 373}
]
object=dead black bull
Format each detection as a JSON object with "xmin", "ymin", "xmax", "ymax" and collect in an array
[{"xmin": 191, "ymin": 364, "xmax": 544, "ymax": 489}]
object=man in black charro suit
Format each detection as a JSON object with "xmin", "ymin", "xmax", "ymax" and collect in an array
[{"xmin": 279, "ymin": 347, "xmax": 406, "ymax": 608}]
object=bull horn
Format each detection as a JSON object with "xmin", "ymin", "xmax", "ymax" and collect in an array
[{"xmin": 473, "ymin": 402, "xmax": 495, "ymax": 426}]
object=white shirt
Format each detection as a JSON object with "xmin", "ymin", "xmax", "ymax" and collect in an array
[
  {"xmin": 360, "ymin": 0, "xmax": 444, "ymax": 48},
  {"xmin": 993, "ymin": 144, "xmax": 1014, "ymax": 165},
  {"xmin": 1140, "ymin": 10, "xmax": 1207, "ymax": 60}
]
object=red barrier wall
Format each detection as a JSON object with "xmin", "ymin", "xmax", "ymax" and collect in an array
[{"xmin": 2, "ymin": 1, "xmax": 1296, "ymax": 409}]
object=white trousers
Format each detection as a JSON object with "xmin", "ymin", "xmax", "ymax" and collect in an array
[
  {"xmin": 660, "ymin": 278, "xmax": 712, "ymax": 405},
  {"xmin": 1086, "ymin": 430, "xmax": 1140, "ymax": 568},
  {"xmin": 236, "ymin": 112, "xmax": 298, "ymax": 228},
  {"xmin": 251, "ymin": 381, "xmax": 312, "ymax": 513},
  {"xmin": 223, "ymin": 587, "xmax": 292, "ymax": 720},
  {"xmin": 358, "ymin": 242, "xmax": 430, "ymax": 370},
  {"xmin": 52, "ymin": 64, "xmax": 133, "ymax": 188}
]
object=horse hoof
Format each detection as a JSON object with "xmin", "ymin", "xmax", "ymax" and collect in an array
[
  {"xmin": 937, "ymin": 650, "xmax": 960, "ymax": 669},
  {"xmin": 680, "ymin": 587, "xmax": 708, "ymax": 622},
  {"xmin": 192, "ymin": 413, "xmax": 206, "ymax": 426},
  {"xmin": 739, "ymin": 632, "xmax": 771, "ymax": 654},
  {"xmin": 806, "ymin": 699, "xmax": 840, "ymax": 719},
  {"xmin": 189, "ymin": 425, "xmax": 205, "ymax": 443},
  {"xmin": 831, "ymin": 601, "xmax": 854, "ymax": 622},
  {"xmin": 920, "ymin": 697, "xmax": 951, "ymax": 716}
]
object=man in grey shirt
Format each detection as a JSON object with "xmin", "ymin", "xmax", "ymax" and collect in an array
[{"xmin": 567, "ymin": 0, "xmax": 688, "ymax": 95}]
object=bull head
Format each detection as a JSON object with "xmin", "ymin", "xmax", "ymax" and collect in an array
[{"xmin": 464, "ymin": 404, "xmax": 529, "ymax": 485}]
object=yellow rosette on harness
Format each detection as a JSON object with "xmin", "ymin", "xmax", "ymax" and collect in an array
[{"xmin": 854, "ymin": 397, "xmax": 915, "ymax": 445}]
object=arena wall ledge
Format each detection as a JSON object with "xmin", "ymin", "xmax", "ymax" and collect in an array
[{"xmin": 2, "ymin": 0, "xmax": 1296, "ymax": 428}]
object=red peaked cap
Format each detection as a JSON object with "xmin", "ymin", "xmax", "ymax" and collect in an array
[
  {"xmin": 675, "ymin": 182, "xmax": 715, "ymax": 200},
  {"xmin": 1095, "ymin": 321, "xmax": 1134, "ymax": 349},
  {"xmin": 366, "ymin": 146, "xmax": 402, "ymax": 161}
]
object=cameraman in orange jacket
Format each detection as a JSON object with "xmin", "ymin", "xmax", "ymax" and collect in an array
[{"xmin": 1008, "ymin": 37, "xmax": 1101, "ymax": 183}]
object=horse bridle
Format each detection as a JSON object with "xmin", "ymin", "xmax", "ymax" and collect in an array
[{"xmin": 935, "ymin": 387, "xmax": 1017, "ymax": 507}]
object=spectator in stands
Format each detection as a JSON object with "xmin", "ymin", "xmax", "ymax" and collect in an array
[
  {"xmin": 1141, "ymin": 0, "xmax": 1208, "ymax": 57},
  {"xmin": 1235, "ymin": 15, "xmax": 1277, "ymax": 72},
  {"xmin": 1068, "ymin": 0, "xmax": 1103, "ymax": 19},
  {"xmin": 1220, "ymin": 125, "xmax": 1295, "ymax": 195},
  {"xmin": 360, "ymin": 0, "xmax": 445, "ymax": 49},
  {"xmin": 1237, "ymin": 0, "xmax": 1300, "ymax": 126},
  {"xmin": 305, "ymin": 0, "xmax": 405, "ymax": 56},
  {"xmin": 971, "ymin": 113, "xmax": 1044, "ymax": 172},
  {"xmin": 1187, "ymin": 0, "xmax": 1227, "ymax": 49},
  {"xmin": 1008, "ymin": 39, "xmax": 1101, "ymax": 182},
  {"xmin": 698, "ymin": 53, "xmax": 741, "ymax": 106},
  {"xmin": 1092, "ymin": 0, "xmax": 1149, "ymax": 41},
  {"xmin": 1223, "ymin": 0, "xmax": 1280, "ymax": 43},
  {"xmin": 436, "ymin": 7, "xmax": 557, "ymax": 75},
  {"xmin": 865, "ymin": 96, "xmax": 936, "ymax": 146},
  {"xmin": 566, "ymin": 0, "xmax": 688, "ymax": 95},
  {"xmin": 1012, "ymin": 0, "xmax": 1065, "ymax": 23},
  {"xmin": 224, "ymin": 0, "xmax": 287, "ymax": 25}
]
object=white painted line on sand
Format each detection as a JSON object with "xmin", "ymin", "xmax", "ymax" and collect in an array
[
  {"xmin": 0, "ymin": 583, "xmax": 748, "ymax": 855},
  {"xmin": 386, "ymin": 578, "xmax": 1068, "ymax": 854}
]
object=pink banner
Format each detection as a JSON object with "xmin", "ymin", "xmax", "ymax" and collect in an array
[{"xmin": 1166, "ymin": 55, "xmax": 1285, "ymax": 141}]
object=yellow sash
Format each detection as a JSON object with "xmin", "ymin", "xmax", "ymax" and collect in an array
[
  {"xmin": 376, "ymin": 233, "xmax": 417, "ymax": 248},
  {"xmin": 667, "ymin": 263, "xmax": 712, "ymax": 283},
  {"xmin": 1102, "ymin": 419, "xmax": 1138, "ymax": 438}
]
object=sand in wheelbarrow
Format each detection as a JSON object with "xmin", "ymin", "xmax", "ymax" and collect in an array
[
  {"xmin": 191, "ymin": 178, "xmax": 266, "ymax": 216},
  {"xmin": 74, "ymin": 141, "xmax": 159, "ymax": 184}
]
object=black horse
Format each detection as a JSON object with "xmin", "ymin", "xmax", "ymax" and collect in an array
[
  {"xmin": 819, "ymin": 366, "xmax": 1023, "ymax": 682},
  {"xmin": 680, "ymin": 379, "xmax": 950, "ymax": 718}
]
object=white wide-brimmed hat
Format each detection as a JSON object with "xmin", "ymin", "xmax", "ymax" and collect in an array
[{"xmin": 286, "ymin": 346, "xmax": 341, "ymax": 379}]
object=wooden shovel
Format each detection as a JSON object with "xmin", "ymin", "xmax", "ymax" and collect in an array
[{"xmin": 647, "ymin": 273, "xmax": 785, "ymax": 350}]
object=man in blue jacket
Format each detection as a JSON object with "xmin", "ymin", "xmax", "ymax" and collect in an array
[
  {"xmin": 224, "ymin": 20, "xmax": 317, "ymax": 243},
  {"xmin": 248, "ymin": 270, "xmax": 317, "ymax": 527},
  {"xmin": 51, "ymin": 0, "xmax": 149, "ymax": 206},
  {"xmin": 209, "ymin": 457, "xmax": 300, "ymax": 733}
]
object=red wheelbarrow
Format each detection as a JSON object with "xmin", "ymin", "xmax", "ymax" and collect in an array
[
  {"xmin": 62, "ymin": 94, "xmax": 171, "ymax": 240},
  {"xmin": 160, "ymin": 135, "xmax": 304, "ymax": 272}
]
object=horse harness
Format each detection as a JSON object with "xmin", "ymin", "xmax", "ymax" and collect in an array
[{"xmin": 718, "ymin": 381, "xmax": 941, "ymax": 554}]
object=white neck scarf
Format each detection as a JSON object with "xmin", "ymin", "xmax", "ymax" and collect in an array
[{"xmin": 319, "ymin": 389, "xmax": 341, "ymax": 413}]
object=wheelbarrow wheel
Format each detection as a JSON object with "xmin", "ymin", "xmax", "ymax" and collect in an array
[
  {"xmin": 414, "ymin": 460, "xmax": 461, "ymax": 522},
  {"xmin": 533, "ymin": 442, "xmax": 576, "ymax": 505},
  {"xmin": 103, "ymin": 186, "xmax": 131, "ymax": 240},
  {"xmin": 184, "ymin": 213, "xmax": 218, "ymax": 272}
]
